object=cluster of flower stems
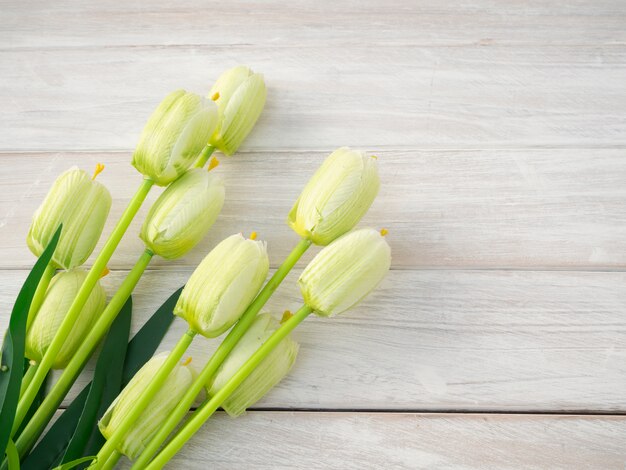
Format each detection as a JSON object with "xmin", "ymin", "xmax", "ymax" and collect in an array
[{"xmin": 7, "ymin": 145, "xmax": 319, "ymax": 470}]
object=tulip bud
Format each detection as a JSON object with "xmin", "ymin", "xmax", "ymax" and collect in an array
[
  {"xmin": 27, "ymin": 167, "xmax": 112, "ymax": 270},
  {"xmin": 175, "ymin": 233, "xmax": 269, "ymax": 337},
  {"xmin": 25, "ymin": 269, "xmax": 106, "ymax": 369},
  {"xmin": 208, "ymin": 66, "xmax": 267, "ymax": 156},
  {"xmin": 208, "ymin": 313, "xmax": 299, "ymax": 417},
  {"xmin": 140, "ymin": 169, "xmax": 225, "ymax": 259},
  {"xmin": 98, "ymin": 352, "xmax": 195, "ymax": 460},
  {"xmin": 298, "ymin": 228, "xmax": 391, "ymax": 317},
  {"xmin": 288, "ymin": 147, "xmax": 380, "ymax": 246},
  {"xmin": 132, "ymin": 90, "xmax": 219, "ymax": 186}
]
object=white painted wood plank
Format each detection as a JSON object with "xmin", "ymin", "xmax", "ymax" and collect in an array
[
  {"xmin": 3, "ymin": 0, "xmax": 626, "ymax": 48},
  {"xmin": 97, "ymin": 412, "xmax": 626, "ymax": 469},
  {"xmin": 1, "ymin": 150, "xmax": 624, "ymax": 270},
  {"xmin": 3, "ymin": 269, "xmax": 625, "ymax": 412},
  {"xmin": 0, "ymin": 46, "xmax": 624, "ymax": 151}
]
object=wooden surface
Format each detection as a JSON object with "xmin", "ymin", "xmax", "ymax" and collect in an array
[{"xmin": 1, "ymin": 1, "xmax": 625, "ymax": 468}]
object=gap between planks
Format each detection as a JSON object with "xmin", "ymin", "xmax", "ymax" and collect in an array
[{"xmin": 52, "ymin": 406, "xmax": 626, "ymax": 417}]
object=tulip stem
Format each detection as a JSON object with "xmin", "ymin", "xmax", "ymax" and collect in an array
[
  {"xmin": 14, "ymin": 249, "xmax": 155, "ymax": 458},
  {"xmin": 4, "ymin": 440, "xmax": 18, "ymax": 470},
  {"xmin": 13, "ymin": 178, "xmax": 154, "ymax": 438},
  {"xmin": 100, "ymin": 450, "xmax": 121, "ymax": 470},
  {"xmin": 194, "ymin": 145, "xmax": 216, "ymax": 168},
  {"xmin": 146, "ymin": 304, "xmax": 313, "ymax": 470},
  {"xmin": 92, "ymin": 328, "xmax": 198, "ymax": 469},
  {"xmin": 26, "ymin": 263, "xmax": 55, "ymax": 331},
  {"xmin": 18, "ymin": 363, "xmax": 38, "ymax": 400},
  {"xmin": 132, "ymin": 238, "xmax": 312, "ymax": 469}
]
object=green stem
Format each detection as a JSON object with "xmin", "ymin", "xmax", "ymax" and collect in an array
[
  {"xmin": 93, "ymin": 328, "xmax": 197, "ymax": 469},
  {"xmin": 100, "ymin": 450, "xmax": 122, "ymax": 470},
  {"xmin": 4, "ymin": 440, "xmax": 18, "ymax": 470},
  {"xmin": 13, "ymin": 178, "xmax": 154, "ymax": 437},
  {"xmin": 14, "ymin": 249, "xmax": 154, "ymax": 458},
  {"xmin": 147, "ymin": 305, "xmax": 313, "ymax": 470},
  {"xmin": 194, "ymin": 145, "xmax": 215, "ymax": 168},
  {"xmin": 132, "ymin": 238, "xmax": 311, "ymax": 469},
  {"xmin": 19, "ymin": 363, "xmax": 38, "ymax": 400},
  {"xmin": 26, "ymin": 263, "xmax": 55, "ymax": 332}
]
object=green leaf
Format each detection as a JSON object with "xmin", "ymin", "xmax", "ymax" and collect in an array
[
  {"xmin": 120, "ymin": 287, "xmax": 182, "ymax": 385},
  {"xmin": 0, "ymin": 224, "xmax": 62, "ymax": 457},
  {"xmin": 61, "ymin": 298, "xmax": 132, "ymax": 464},
  {"xmin": 21, "ymin": 387, "xmax": 89, "ymax": 470},
  {"xmin": 22, "ymin": 287, "xmax": 183, "ymax": 469}
]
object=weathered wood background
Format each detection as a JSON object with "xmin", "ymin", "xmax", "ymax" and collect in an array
[{"xmin": 2, "ymin": 1, "xmax": 625, "ymax": 468}]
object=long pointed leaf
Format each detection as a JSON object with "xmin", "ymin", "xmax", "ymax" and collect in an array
[
  {"xmin": 22, "ymin": 287, "xmax": 183, "ymax": 468},
  {"xmin": 0, "ymin": 224, "xmax": 62, "ymax": 456},
  {"xmin": 120, "ymin": 286, "xmax": 183, "ymax": 385},
  {"xmin": 21, "ymin": 386, "xmax": 90, "ymax": 470}
]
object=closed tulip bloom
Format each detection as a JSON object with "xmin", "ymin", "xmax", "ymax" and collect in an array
[
  {"xmin": 208, "ymin": 66, "xmax": 267, "ymax": 156},
  {"xmin": 298, "ymin": 228, "xmax": 391, "ymax": 317},
  {"xmin": 25, "ymin": 269, "xmax": 106, "ymax": 369},
  {"xmin": 140, "ymin": 169, "xmax": 225, "ymax": 259},
  {"xmin": 288, "ymin": 147, "xmax": 380, "ymax": 246},
  {"xmin": 175, "ymin": 233, "xmax": 269, "ymax": 337},
  {"xmin": 208, "ymin": 313, "xmax": 299, "ymax": 417},
  {"xmin": 27, "ymin": 167, "xmax": 112, "ymax": 270},
  {"xmin": 132, "ymin": 90, "xmax": 219, "ymax": 186},
  {"xmin": 98, "ymin": 353, "xmax": 195, "ymax": 460}
]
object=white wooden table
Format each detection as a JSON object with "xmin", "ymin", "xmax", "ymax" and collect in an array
[{"xmin": 2, "ymin": 1, "xmax": 626, "ymax": 468}]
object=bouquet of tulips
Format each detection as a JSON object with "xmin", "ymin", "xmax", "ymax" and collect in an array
[{"xmin": 0, "ymin": 65, "xmax": 390, "ymax": 470}]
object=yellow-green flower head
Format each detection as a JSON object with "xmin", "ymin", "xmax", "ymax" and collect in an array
[
  {"xmin": 132, "ymin": 90, "xmax": 219, "ymax": 186},
  {"xmin": 98, "ymin": 352, "xmax": 195, "ymax": 460},
  {"xmin": 298, "ymin": 228, "xmax": 391, "ymax": 317},
  {"xmin": 25, "ymin": 269, "xmax": 106, "ymax": 369},
  {"xmin": 208, "ymin": 66, "xmax": 267, "ymax": 156},
  {"xmin": 208, "ymin": 313, "xmax": 299, "ymax": 417},
  {"xmin": 27, "ymin": 167, "xmax": 112, "ymax": 270},
  {"xmin": 288, "ymin": 147, "xmax": 380, "ymax": 246},
  {"xmin": 140, "ymin": 169, "xmax": 225, "ymax": 259},
  {"xmin": 175, "ymin": 233, "xmax": 269, "ymax": 337}
]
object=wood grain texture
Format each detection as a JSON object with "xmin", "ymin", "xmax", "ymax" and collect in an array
[
  {"xmin": 3, "ymin": 0, "xmax": 626, "ymax": 48},
  {"xmin": 2, "ymin": 0, "xmax": 625, "ymax": 467},
  {"xmin": 0, "ymin": 45, "xmax": 625, "ymax": 151},
  {"xmin": 1, "ymin": 149, "xmax": 625, "ymax": 270},
  {"xmin": 114, "ymin": 412, "xmax": 626, "ymax": 469},
  {"xmin": 2, "ymin": 268, "xmax": 625, "ymax": 412}
]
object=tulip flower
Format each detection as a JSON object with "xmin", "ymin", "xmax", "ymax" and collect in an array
[
  {"xmin": 141, "ymin": 168, "xmax": 225, "ymax": 259},
  {"xmin": 288, "ymin": 147, "xmax": 380, "ymax": 245},
  {"xmin": 208, "ymin": 66, "xmax": 267, "ymax": 156},
  {"xmin": 98, "ymin": 353, "xmax": 196, "ymax": 461},
  {"xmin": 175, "ymin": 233, "xmax": 270, "ymax": 337},
  {"xmin": 142, "ymin": 229, "xmax": 391, "ymax": 470},
  {"xmin": 208, "ymin": 313, "xmax": 299, "ymax": 417},
  {"xmin": 27, "ymin": 167, "xmax": 111, "ymax": 270},
  {"xmin": 132, "ymin": 90, "xmax": 219, "ymax": 186},
  {"xmin": 299, "ymin": 228, "xmax": 391, "ymax": 316},
  {"xmin": 25, "ymin": 269, "xmax": 106, "ymax": 369}
]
